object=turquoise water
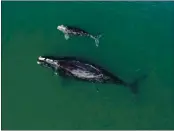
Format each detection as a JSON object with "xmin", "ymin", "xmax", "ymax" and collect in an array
[{"xmin": 1, "ymin": 1, "xmax": 174, "ymax": 130}]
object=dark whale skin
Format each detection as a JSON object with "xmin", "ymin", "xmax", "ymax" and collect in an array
[
  {"xmin": 37, "ymin": 56, "xmax": 147, "ymax": 94},
  {"xmin": 66, "ymin": 26, "xmax": 89, "ymax": 36},
  {"xmin": 38, "ymin": 56, "xmax": 126, "ymax": 85}
]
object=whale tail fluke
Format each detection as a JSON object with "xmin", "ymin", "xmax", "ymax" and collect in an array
[
  {"xmin": 128, "ymin": 74, "xmax": 148, "ymax": 94},
  {"xmin": 91, "ymin": 34, "xmax": 102, "ymax": 47}
]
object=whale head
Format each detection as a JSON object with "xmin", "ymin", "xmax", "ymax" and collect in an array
[
  {"xmin": 37, "ymin": 56, "xmax": 60, "ymax": 70},
  {"xmin": 57, "ymin": 25, "xmax": 67, "ymax": 33}
]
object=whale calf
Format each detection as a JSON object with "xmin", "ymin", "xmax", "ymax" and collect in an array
[{"xmin": 57, "ymin": 25, "xmax": 102, "ymax": 47}]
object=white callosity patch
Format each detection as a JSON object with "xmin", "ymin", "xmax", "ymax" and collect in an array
[
  {"xmin": 38, "ymin": 56, "xmax": 45, "ymax": 61},
  {"xmin": 45, "ymin": 59, "xmax": 60, "ymax": 67},
  {"xmin": 38, "ymin": 56, "xmax": 59, "ymax": 67},
  {"xmin": 57, "ymin": 25, "xmax": 67, "ymax": 34},
  {"xmin": 46, "ymin": 59, "xmax": 53, "ymax": 63},
  {"xmin": 37, "ymin": 56, "xmax": 45, "ymax": 64}
]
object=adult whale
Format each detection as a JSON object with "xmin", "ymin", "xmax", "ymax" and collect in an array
[
  {"xmin": 57, "ymin": 25, "xmax": 102, "ymax": 47},
  {"xmin": 37, "ymin": 56, "xmax": 146, "ymax": 94}
]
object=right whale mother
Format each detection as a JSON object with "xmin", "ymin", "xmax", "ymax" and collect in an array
[{"xmin": 37, "ymin": 56, "xmax": 147, "ymax": 94}]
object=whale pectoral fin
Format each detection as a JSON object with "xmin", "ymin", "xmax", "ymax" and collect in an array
[
  {"xmin": 53, "ymin": 68, "xmax": 59, "ymax": 76},
  {"xmin": 52, "ymin": 69, "xmax": 57, "ymax": 76},
  {"xmin": 64, "ymin": 34, "xmax": 70, "ymax": 40},
  {"xmin": 96, "ymin": 87, "xmax": 99, "ymax": 92},
  {"xmin": 54, "ymin": 72, "xmax": 58, "ymax": 75},
  {"xmin": 92, "ymin": 83, "xmax": 99, "ymax": 92}
]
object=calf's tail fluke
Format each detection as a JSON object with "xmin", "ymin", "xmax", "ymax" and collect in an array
[
  {"xmin": 128, "ymin": 74, "xmax": 148, "ymax": 94},
  {"xmin": 91, "ymin": 34, "xmax": 102, "ymax": 47}
]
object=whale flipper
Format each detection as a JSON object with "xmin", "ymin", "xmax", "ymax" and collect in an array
[
  {"xmin": 96, "ymin": 86, "xmax": 99, "ymax": 92},
  {"xmin": 64, "ymin": 34, "xmax": 70, "ymax": 40},
  {"xmin": 54, "ymin": 72, "xmax": 58, "ymax": 75}
]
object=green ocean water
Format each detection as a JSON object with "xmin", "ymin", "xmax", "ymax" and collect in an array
[{"xmin": 1, "ymin": 1, "xmax": 174, "ymax": 130}]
